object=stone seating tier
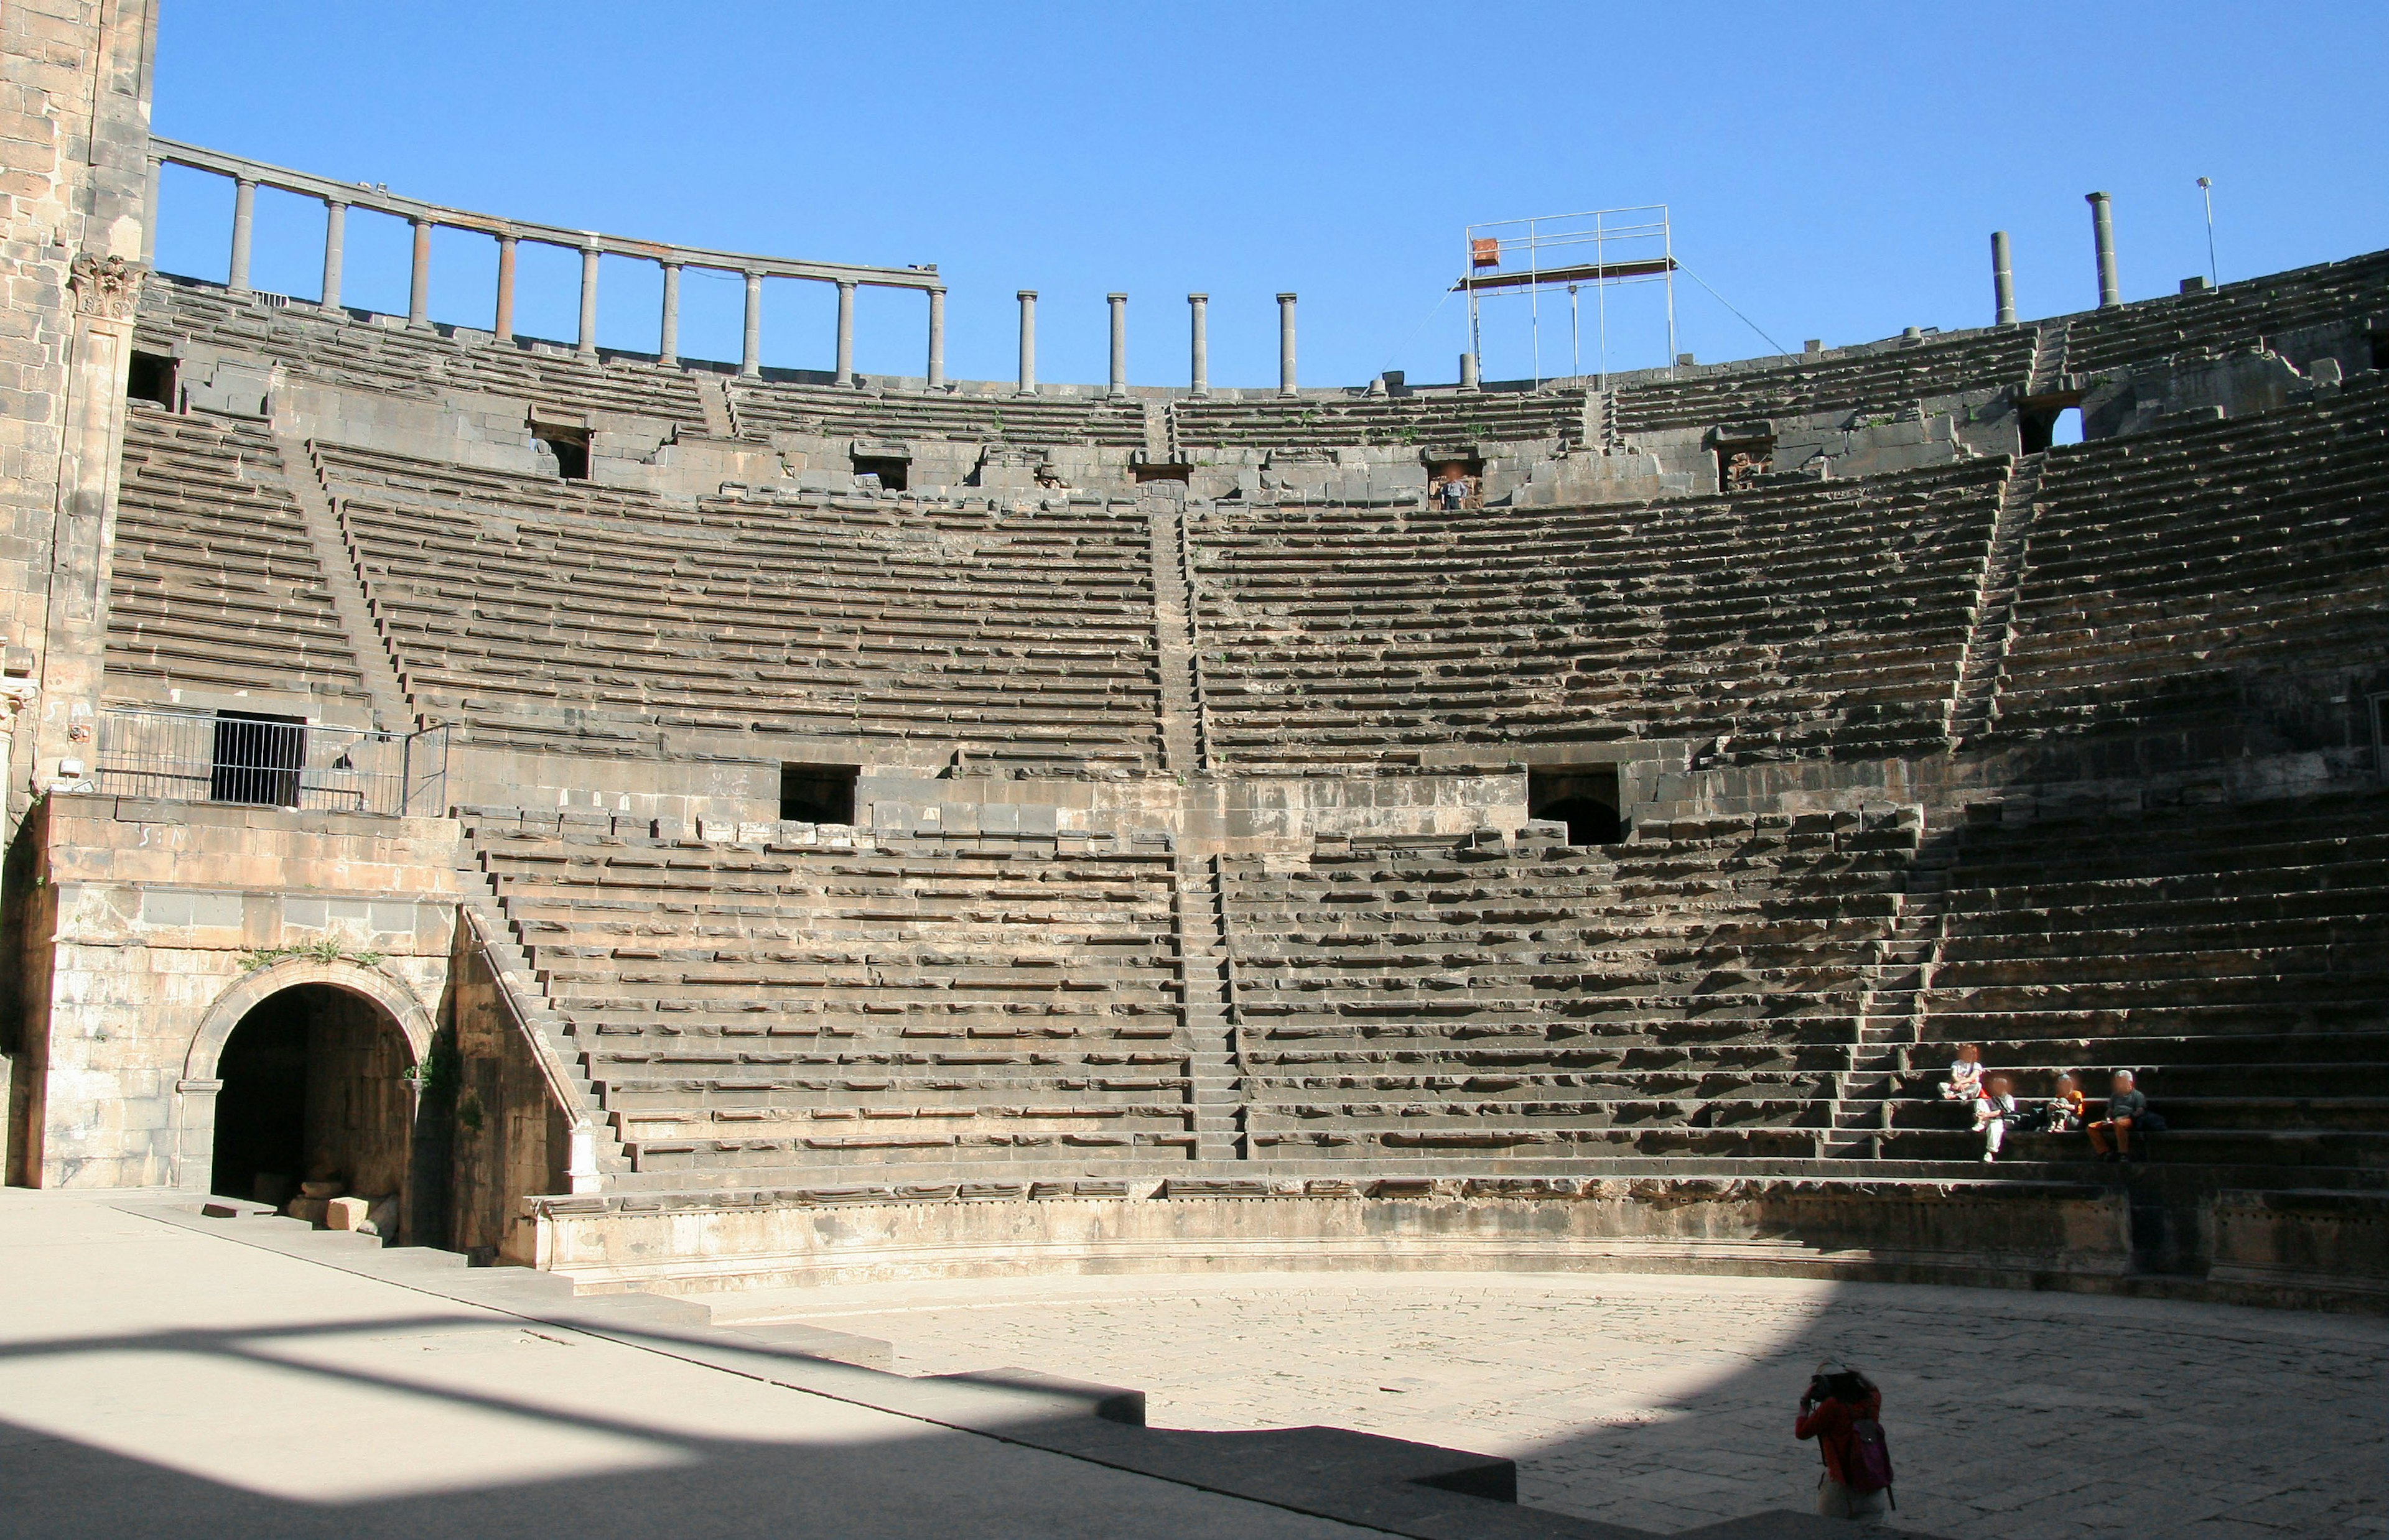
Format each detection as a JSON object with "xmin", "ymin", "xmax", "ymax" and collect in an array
[
  {"xmin": 105, "ymin": 404, "xmax": 365, "ymax": 700},
  {"xmin": 317, "ymin": 442, "xmax": 1163, "ymax": 754},
  {"xmin": 1608, "ymin": 327, "xmax": 2039, "ymax": 437},
  {"xmin": 2061, "ymin": 247, "xmax": 2389, "ymax": 378},
  {"xmin": 137, "ymin": 276, "xmax": 710, "ymax": 430},
  {"xmin": 725, "ymin": 381, "xmax": 1148, "ymax": 448},
  {"xmin": 1982, "ymin": 379, "xmax": 2389, "ymax": 745},
  {"xmin": 1171, "ymin": 390, "xmax": 1586, "ymax": 452},
  {"xmin": 1190, "ymin": 458, "xmax": 2009, "ymax": 769},
  {"xmin": 1852, "ymin": 792, "xmax": 2389, "ymax": 1164},
  {"xmin": 1218, "ymin": 814, "xmax": 1921, "ymax": 1160},
  {"xmin": 468, "ymin": 820, "xmax": 1197, "ymax": 1174}
]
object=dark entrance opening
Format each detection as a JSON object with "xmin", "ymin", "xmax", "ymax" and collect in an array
[
  {"xmin": 210, "ymin": 984, "xmax": 415, "ymax": 1230},
  {"xmin": 1529, "ymin": 765, "xmax": 1623, "ymax": 846},
  {"xmin": 1426, "ymin": 457, "xmax": 1485, "ymax": 509},
  {"xmin": 852, "ymin": 455, "xmax": 909, "ymax": 491},
  {"xmin": 780, "ymin": 763, "xmax": 858, "ymax": 824},
  {"xmin": 2371, "ymin": 332, "xmax": 2389, "ymax": 374},
  {"xmin": 1132, "ymin": 463, "xmax": 1191, "ymax": 484},
  {"xmin": 1712, "ymin": 425, "xmax": 1775, "ymax": 491},
  {"xmin": 212, "ymin": 711, "xmax": 305, "ymax": 807},
  {"xmin": 127, "ymin": 351, "xmax": 177, "ymax": 409},
  {"xmin": 2019, "ymin": 393, "xmax": 2085, "ymax": 453},
  {"xmin": 534, "ymin": 427, "xmax": 590, "ymax": 480}
]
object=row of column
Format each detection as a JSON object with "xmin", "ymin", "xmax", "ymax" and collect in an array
[
  {"xmin": 171, "ymin": 160, "xmax": 946, "ymax": 386},
  {"xmin": 1013, "ymin": 289, "xmax": 1300, "ymax": 397},
  {"xmin": 167, "ymin": 160, "xmax": 1307, "ymax": 394},
  {"xmin": 1985, "ymin": 192, "xmax": 2128, "ymax": 327}
]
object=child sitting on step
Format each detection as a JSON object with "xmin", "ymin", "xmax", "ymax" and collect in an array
[
  {"xmin": 1939, "ymin": 1042, "xmax": 1984, "ymax": 1101},
  {"xmin": 1975, "ymin": 1075, "xmax": 2019, "ymax": 1161}
]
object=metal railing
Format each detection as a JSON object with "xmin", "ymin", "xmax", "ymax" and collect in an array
[{"xmin": 94, "ymin": 707, "xmax": 447, "ymax": 817}]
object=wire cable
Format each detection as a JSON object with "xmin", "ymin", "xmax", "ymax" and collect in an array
[{"xmin": 1675, "ymin": 261, "xmax": 1792, "ymax": 358}]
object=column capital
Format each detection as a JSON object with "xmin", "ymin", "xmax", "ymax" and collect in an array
[
  {"xmin": 1018, "ymin": 290, "xmax": 1038, "ymax": 301},
  {"xmin": 68, "ymin": 252, "xmax": 144, "ymax": 320},
  {"xmin": 837, "ymin": 276, "xmax": 857, "ymax": 290},
  {"xmin": 1107, "ymin": 292, "xmax": 1127, "ymax": 303},
  {"xmin": 658, "ymin": 256, "xmax": 682, "ymax": 270},
  {"xmin": 1276, "ymin": 292, "xmax": 1298, "ymax": 303},
  {"xmin": 1187, "ymin": 292, "xmax": 1208, "ymax": 303},
  {"xmin": 2085, "ymin": 190, "xmax": 2110, "ymax": 205}
]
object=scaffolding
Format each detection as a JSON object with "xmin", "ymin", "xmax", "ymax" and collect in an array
[{"xmin": 1455, "ymin": 206, "xmax": 1677, "ymax": 388}]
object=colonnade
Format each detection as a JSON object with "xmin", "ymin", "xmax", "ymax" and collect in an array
[{"xmin": 152, "ymin": 138, "xmax": 1307, "ymax": 396}]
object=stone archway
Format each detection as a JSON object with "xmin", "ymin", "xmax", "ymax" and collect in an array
[{"xmin": 174, "ymin": 958, "xmax": 435, "ymax": 1215}]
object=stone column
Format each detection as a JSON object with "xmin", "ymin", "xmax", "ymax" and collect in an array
[
  {"xmin": 658, "ymin": 261, "xmax": 681, "ymax": 366},
  {"xmin": 228, "ymin": 175, "xmax": 256, "ymax": 294},
  {"xmin": 321, "ymin": 200, "xmax": 346, "ymax": 311},
  {"xmin": 1991, "ymin": 230, "xmax": 2015, "ymax": 326},
  {"xmin": 407, "ymin": 216, "xmax": 432, "ymax": 326},
  {"xmin": 834, "ymin": 279, "xmax": 857, "ymax": 386},
  {"xmin": 2087, "ymin": 192, "xmax": 2121, "ymax": 310},
  {"xmin": 576, "ymin": 243, "xmax": 600, "ymax": 358},
  {"xmin": 740, "ymin": 271, "xmax": 763, "ymax": 378},
  {"xmin": 1017, "ymin": 290, "xmax": 1037, "ymax": 393},
  {"xmin": 1460, "ymin": 352, "xmax": 1480, "ymax": 391},
  {"xmin": 1276, "ymin": 292, "xmax": 1297, "ymax": 397},
  {"xmin": 142, "ymin": 157, "xmax": 161, "ymax": 264},
  {"xmin": 1188, "ymin": 293, "xmax": 1208, "ymax": 396},
  {"xmin": 926, "ymin": 288, "xmax": 946, "ymax": 387},
  {"xmin": 32, "ymin": 255, "xmax": 143, "ymax": 791},
  {"xmin": 1107, "ymin": 292, "xmax": 1128, "ymax": 397},
  {"xmin": 493, "ymin": 234, "xmax": 517, "ymax": 340}
]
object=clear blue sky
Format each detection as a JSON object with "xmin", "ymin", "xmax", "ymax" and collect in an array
[{"xmin": 150, "ymin": 2, "xmax": 2388, "ymax": 392}]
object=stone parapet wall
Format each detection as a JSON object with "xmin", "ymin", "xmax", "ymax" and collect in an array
[{"xmin": 513, "ymin": 1177, "xmax": 2130, "ymax": 1296}]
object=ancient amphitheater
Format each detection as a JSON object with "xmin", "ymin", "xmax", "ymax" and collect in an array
[{"xmin": 6, "ymin": 7, "xmax": 2387, "ymax": 1537}]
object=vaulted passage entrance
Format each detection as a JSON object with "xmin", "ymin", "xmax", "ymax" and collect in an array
[
  {"xmin": 210, "ymin": 985, "xmax": 416, "ymax": 1228},
  {"xmin": 1529, "ymin": 766, "xmax": 1623, "ymax": 845}
]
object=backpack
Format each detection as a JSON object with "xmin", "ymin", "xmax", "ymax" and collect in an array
[{"xmin": 1846, "ymin": 1416, "xmax": 1896, "ymax": 1505}]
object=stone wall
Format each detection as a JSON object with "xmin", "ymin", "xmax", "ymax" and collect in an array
[
  {"xmin": 0, "ymin": 1, "xmax": 154, "ymax": 819},
  {"xmin": 6, "ymin": 792, "xmax": 457, "ymax": 1189}
]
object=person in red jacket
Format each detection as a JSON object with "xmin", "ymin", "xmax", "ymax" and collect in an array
[{"xmin": 1795, "ymin": 1360, "xmax": 1887, "ymax": 1521}]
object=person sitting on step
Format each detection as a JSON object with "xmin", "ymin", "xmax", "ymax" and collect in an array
[
  {"xmin": 1939, "ymin": 1042, "xmax": 1984, "ymax": 1101},
  {"xmin": 2047, "ymin": 1072, "xmax": 2087, "ymax": 1133},
  {"xmin": 1975, "ymin": 1074, "xmax": 2019, "ymax": 1161},
  {"xmin": 2087, "ymin": 1070, "xmax": 2164, "ymax": 1162}
]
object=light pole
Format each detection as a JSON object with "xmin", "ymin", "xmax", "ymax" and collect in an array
[{"xmin": 2197, "ymin": 177, "xmax": 2219, "ymax": 289}]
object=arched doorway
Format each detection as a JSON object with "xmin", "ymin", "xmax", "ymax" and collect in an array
[{"xmin": 209, "ymin": 984, "xmax": 417, "ymax": 1228}]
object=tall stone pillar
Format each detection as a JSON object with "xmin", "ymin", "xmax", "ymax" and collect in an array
[
  {"xmin": 1107, "ymin": 292, "xmax": 1128, "ymax": 397},
  {"xmin": 0, "ymin": 0, "xmax": 157, "ymax": 834},
  {"xmin": 2087, "ymin": 192, "xmax": 2121, "ymax": 310},
  {"xmin": 493, "ymin": 234, "xmax": 517, "ymax": 340},
  {"xmin": 228, "ymin": 175, "xmax": 256, "ymax": 294},
  {"xmin": 834, "ymin": 279, "xmax": 857, "ymax": 386},
  {"xmin": 321, "ymin": 200, "xmax": 346, "ymax": 311},
  {"xmin": 1276, "ymin": 292, "xmax": 1298, "ymax": 397},
  {"xmin": 740, "ymin": 271, "xmax": 763, "ymax": 378},
  {"xmin": 926, "ymin": 288, "xmax": 946, "ymax": 387},
  {"xmin": 1991, "ymin": 230, "xmax": 2015, "ymax": 326},
  {"xmin": 408, "ymin": 216, "xmax": 432, "ymax": 326},
  {"xmin": 142, "ymin": 157, "xmax": 161, "ymax": 264},
  {"xmin": 658, "ymin": 261, "xmax": 681, "ymax": 366},
  {"xmin": 575, "ymin": 244, "xmax": 600, "ymax": 358},
  {"xmin": 1459, "ymin": 352, "xmax": 1479, "ymax": 391},
  {"xmin": 1017, "ymin": 290, "xmax": 1037, "ymax": 393},
  {"xmin": 1188, "ymin": 293, "xmax": 1208, "ymax": 396},
  {"xmin": 32, "ymin": 254, "xmax": 144, "ymax": 789}
]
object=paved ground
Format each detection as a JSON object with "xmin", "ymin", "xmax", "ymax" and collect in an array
[
  {"xmin": 0, "ymin": 1192, "xmax": 1382, "ymax": 1539},
  {"xmin": 747, "ymin": 1269, "xmax": 2389, "ymax": 1539}
]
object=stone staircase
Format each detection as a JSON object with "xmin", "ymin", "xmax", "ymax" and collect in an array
[
  {"xmin": 2025, "ymin": 318, "xmax": 2072, "ymax": 396},
  {"xmin": 1176, "ymin": 854, "xmax": 1246, "ymax": 1161},
  {"xmin": 1945, "ymin": 452, "xmax": 2045, "ymax": 745},
  {"xmin": 451, "ymin": 830, "xmax": 631, "ymax": 1180},
  {"xmin": 1145, "ymin": 491, "xmax": 1211, "ymax": 773},
  {"xmin": 1825, "ymin": 831, "xmax": 1957, "ymax": 1157}
]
